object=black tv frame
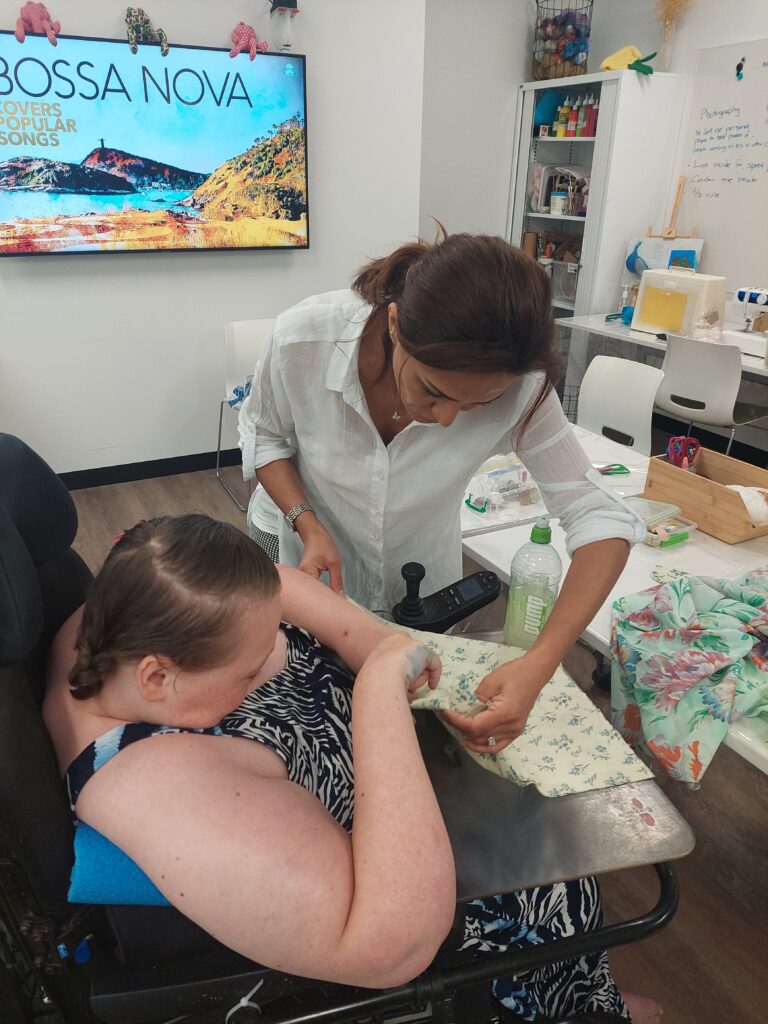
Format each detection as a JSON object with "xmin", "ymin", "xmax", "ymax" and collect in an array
[{"xmin": 0, "ymin": 30, "xmax": 309, "ymax": 257}]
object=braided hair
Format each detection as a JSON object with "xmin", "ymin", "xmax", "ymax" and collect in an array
[{"xmin": 68, "ymin": 515, "xmax": 280, "ymax": 700}]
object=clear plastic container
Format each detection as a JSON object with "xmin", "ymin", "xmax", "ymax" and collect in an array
[
  {"xmin": 503, "ymin": 517, "xmax": 562, "ymax": 648},
  {"xmin": 552, "ymin": 260, "xmax": 580, "ymax": 304}
]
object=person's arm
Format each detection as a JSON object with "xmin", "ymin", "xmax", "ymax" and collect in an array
[
  {"xmin": 238, "ymin": 325, "xmax": 344, "ymax": 592},
  {"xmin": 442, "ymin": 538, "xmax": 629, "ymax": 752},
  {"xmin": 75, "ymin": 637, "xmax": 455, "ymax": 988},
  {"xmin": 278, "ymin": 564, "xmax": 395, "ymax": 671},
  {"xmin": 443, "ymin": 386, "xmax": 644, "ymax": 752},
  {"xmin": 258, "ymin": 461, "xmax": 344, "ymax": 593}
]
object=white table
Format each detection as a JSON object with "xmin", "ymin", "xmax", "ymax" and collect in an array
[
  {"xmin": 556, "ymin": 313, "xmax": 768, "ymax": 381},
  {"xmin": 462, "ymin": 431, "xmax": 768, "ymax": 776},
  {"xmin": 461, "ymin": 426, "xmax": 648, "ymax": 537}
]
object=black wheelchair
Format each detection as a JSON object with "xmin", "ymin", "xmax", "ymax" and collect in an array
[{"xmin": 0, "ymin": 433, "xmax": 682, "ymax": 1024}]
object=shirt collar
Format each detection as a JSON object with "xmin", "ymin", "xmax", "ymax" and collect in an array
[{"xmin": 325, "ymin": 298, "xmax": 371, "ymax": 398}]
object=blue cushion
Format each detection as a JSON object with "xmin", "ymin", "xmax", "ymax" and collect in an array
[{"xmin": 68, "ymin": 823, "xmax": 170, "ymax": 906}]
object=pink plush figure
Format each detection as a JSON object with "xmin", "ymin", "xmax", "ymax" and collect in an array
[
  {"xmin": 15, "ymin": 2, "xmax": 61, "ymax": 46},
  {"xmin": 229, "ymin": 21, "xmax": 268, "ymax": 61}
]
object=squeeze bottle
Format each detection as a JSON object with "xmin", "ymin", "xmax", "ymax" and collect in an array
[{"xmin": 503, "ymin": 517, "xmax": 562, "ymax": 648}]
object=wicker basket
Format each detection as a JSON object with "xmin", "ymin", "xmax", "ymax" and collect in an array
[{"xmin": 532, "ymin": 1, "xmax": 593, "ymax": 81}]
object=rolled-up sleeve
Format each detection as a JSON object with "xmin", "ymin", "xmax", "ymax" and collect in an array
[
  {"xmin": 515, "ymin": 388, "xmax": 646, "ymax": 555},
  {"xmin": 237, "ymin": 327, "xmax": 296, "ymax": 481}
]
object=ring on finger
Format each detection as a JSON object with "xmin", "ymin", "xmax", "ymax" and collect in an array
[{"xmin": 486, "ymin": 734, "xmax": 497, "ymax": 747}]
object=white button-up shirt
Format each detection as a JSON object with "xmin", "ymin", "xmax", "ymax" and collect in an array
[{"xmin": 239, "ymin": 290, "xmax": 645, "ymax": 612}]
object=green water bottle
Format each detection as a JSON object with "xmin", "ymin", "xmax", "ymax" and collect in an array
[{"xmin": 503, "ymin": 517, "xmax": 562, "ymax": 648}]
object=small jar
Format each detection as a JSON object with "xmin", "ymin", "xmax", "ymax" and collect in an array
[{"xmin": 549, "ymin": 192, "xmax": 568, "ymax": 216}]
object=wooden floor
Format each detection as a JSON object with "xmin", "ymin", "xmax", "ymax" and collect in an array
[{"xmin": 70, "ymin": 467, "xmax": 768, "ymax": 1024}]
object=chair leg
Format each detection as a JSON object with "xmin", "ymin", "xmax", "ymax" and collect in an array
[
  {"xmin": 725, "ymin": 427, "xmax": 736, "ymax": 457},
  {"xmin": 216, "ymin": 401, "xmax": 248, "ymax": 513}
]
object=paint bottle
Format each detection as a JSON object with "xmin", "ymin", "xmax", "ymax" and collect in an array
[
  {"xmin": 566, "ymin": 98, "xmax": 579, "ymax": 137},
  {"xmin": 586, "ymin": 97, "xmax": 599, "ymax": 137},
  {"xmin": 581, "ymin": 94, "xmax": 593, "ymax": 135},
  {"xmin": 576, "ymin": 96, "xmax": 587, "ymax": 137},
  {"xmin": 556, "ymin": 95, "xmax": 571, "ymax": 138}
]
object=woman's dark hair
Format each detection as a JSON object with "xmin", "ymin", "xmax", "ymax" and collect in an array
[
  {"xmin": 353, "ymin": 229, "xmax": 562, "ymax": 437},
  {"xmin": 68, "ymin": 515, "xmax": 280, "ymax": 701}
]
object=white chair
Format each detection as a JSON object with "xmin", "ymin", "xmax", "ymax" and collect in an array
[
  {"xmin": 655, "ymin": 334, "xmax": 768, "ymax": 456},
  {"xmin": 216, "ymin": 318, "xmax": 275, "ymax": 510},
  {"xmin": 576, "ymin": 355, "xmax": 664, "ymax": 456}
]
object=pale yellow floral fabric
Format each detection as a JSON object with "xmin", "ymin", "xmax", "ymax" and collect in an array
[{"xmin": 406, "ymin": 629, "xmax": 652, "ymax": 797}]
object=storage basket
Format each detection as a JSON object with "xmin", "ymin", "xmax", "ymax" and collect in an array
[
  {"xmin": 643, "ymin": 448, "xmax": 768, "ymax": 544},
  {"xmin": 532, "ymin": 1, "xmax": 593, "ymax": 81},
  {"xmin": 552, "ymin": 260, "xmax": 580, "ymax": 305}
]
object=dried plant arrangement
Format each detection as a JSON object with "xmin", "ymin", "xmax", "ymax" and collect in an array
[{"xmin": 656, "ymin": 0, "xmax": 693, "ymax": 69}]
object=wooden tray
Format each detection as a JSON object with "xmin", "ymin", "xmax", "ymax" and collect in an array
[{"xmin": 643, "ymin": 448, "xmax": 768, "ymax": 544}]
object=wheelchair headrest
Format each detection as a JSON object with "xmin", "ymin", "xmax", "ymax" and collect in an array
[{"xmin": 0, "ymin": 434, "xmax": 79, "ymax": 664}]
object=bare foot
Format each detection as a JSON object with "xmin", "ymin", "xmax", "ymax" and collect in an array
[{"xmin": 622, "ymin": 992, "xmax": 663, "ymax": 1024}]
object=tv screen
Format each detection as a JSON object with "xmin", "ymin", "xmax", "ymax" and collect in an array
[{"xmin": 0, "ymin": 31, "xmax": 308, "ymax": 255}]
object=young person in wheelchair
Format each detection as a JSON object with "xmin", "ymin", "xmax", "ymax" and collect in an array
[{"xmin": 43, "ymin": 514, "xmax": 653, "ymax": 1023}]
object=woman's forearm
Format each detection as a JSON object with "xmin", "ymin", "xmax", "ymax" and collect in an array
[
  {"xmin": 256, "ymin": 459, "xmax": 324, "ymax": 542},
  {"xmin": 339, "ymin": 656, "xmax": 455, "ymax": 981},
  {"xmin": 526, "ymin": 537, "xmax": 630, "ymax": 677}
]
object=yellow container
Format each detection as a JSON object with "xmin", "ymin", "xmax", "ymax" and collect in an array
[{"xmin": 631, "ymin": 268, "xmax": 726, "ymax": 336}]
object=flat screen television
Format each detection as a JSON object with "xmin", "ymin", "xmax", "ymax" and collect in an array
[{"xmin": 0, "ymin": 31, "xmax": 308, "ymax": 255}]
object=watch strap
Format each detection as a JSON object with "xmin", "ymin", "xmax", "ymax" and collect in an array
[{"xmin": 284, "ymin": 502, "xmax": 314, "ymax": 531}]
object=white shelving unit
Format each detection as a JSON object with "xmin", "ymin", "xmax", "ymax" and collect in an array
[{"xmin": 507, "ymin": 70, "xmax": 689, "ymax": 319}]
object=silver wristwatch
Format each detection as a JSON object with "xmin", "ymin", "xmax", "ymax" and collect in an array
[{"xmin": 284, "ymin": 502, "xmax": 314, "ymax": 531}]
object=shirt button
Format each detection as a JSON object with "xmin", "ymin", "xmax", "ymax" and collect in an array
[{"xmin": 378, "ymin": 472, "xmax": 384, "ymax": 480}]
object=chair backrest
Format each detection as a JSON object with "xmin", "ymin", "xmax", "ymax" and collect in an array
[
  {"xmin": 576, "ymin": 355, "xmax": 664, "ymax": 456},
  {"xmin": 655, "ymin": 334, "xmax": 742, "ymax": 427},
  {"xmin": 0, "ymin": 434, "xmax": 92, "ymax": 908},
  {"xmin": 224, "ymin": 319, "xmax": 275, "ymax": 400}
]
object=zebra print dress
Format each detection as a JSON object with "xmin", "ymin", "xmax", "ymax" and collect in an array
[{"xmin": 66, "ymin": 623, "xmax": 626, "ymax": 1021}]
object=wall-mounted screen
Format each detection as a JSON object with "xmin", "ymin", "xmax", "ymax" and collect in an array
[{"xmin": 0, "ymin": 32, "xmax": 308, "ymax": 255}]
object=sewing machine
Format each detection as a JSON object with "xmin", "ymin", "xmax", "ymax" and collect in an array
[{"xmin": 735, "ymin": 287, "xmax": 768, "ymax": 333}]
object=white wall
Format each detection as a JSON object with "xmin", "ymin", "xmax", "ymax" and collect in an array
[
  {"xmin": 0, "ymin": 0, "xmax": 426, "ymax": 472},
  {"xmin": 418, "ymin": 0, "xmax": 530, "ymax": 238}
]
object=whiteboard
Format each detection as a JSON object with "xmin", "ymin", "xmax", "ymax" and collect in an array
[{"xmin": 679, "ymin": 38, "xmax": 768, "ymax": 297}]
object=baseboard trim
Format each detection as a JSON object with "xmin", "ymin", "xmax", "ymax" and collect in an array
[
  {"xmin": 61, "ymin": 449, "xmax": 241, "ymax": 491},
  {"xmin": 58, "ymin": 420, "xmax": 767, "ymax": 491}
]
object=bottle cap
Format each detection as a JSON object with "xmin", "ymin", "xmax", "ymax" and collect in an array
[{"xmin": 530, "ymin": 516, "xmax": 552, "ymax": 544}]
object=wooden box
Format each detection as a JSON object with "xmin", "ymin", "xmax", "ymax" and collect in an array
[{"xmin": 643, "ymin": 448, "xmax": 768, "ymax": 544}]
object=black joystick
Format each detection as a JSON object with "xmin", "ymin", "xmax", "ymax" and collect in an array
[
  {"xmin": 391, "ymin": 561, "xmax": 502, "ymax": 634},
  {"xmin": 399, "ymin": 562, "xmax": 425, "ymax": 617}
]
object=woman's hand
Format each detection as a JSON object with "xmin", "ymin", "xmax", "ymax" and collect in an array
[
  {"xmin": 360, "ymin": 634, "xmax": 442, "ymax": 698},
  {"xmin": 440, "ymin": 653, "xmax": 551, "ymax": 754},
  {"xmin": 297, "ymin": 519, "xmax": 345, "ymax": 594}
]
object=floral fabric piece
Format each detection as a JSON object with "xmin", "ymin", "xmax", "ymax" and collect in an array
[
  {"xmin": 611, "ymin": 567, "xmax": 768, "ymax": 784},
  {"xmin": 407, "ymin": 629, "xmax": 651, "ymax": 797}
]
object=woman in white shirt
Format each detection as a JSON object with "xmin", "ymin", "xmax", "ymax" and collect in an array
[{"xmin": 239, "ymin": 232, "xmax": 645, "ymax": 752}]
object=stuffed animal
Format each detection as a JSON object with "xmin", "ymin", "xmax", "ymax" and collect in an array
[
  {"xmin": 15, "ymin": 2, "xmax": 60, "ymax": 46},
  {"xmin": 125, "ymin": 7, "xmax": 169, "ymax": 57},
  {"xmin": 229, "ymin": 21, "xmax": 268, "ymax": 61}
]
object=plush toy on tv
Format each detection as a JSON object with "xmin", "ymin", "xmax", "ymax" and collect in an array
[
  {"xmin": 125, "ymin": 7, "xmax": 169, "ymax": 57},
  {"xmin": 229, "ymin": 21, "xmax": 268, "ymax": 60},
  {"xmin": 15, "ymin": 2, "xmax": 61, "ymax": 46}
]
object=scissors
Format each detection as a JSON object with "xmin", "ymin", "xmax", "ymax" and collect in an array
[
  {"xmin": 596, "ymin": 463, "xmax": 630, "ymax": 475},
  {"xmin": 667, "ymin": 436, "xmax": 701, "ymax": 468}
]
